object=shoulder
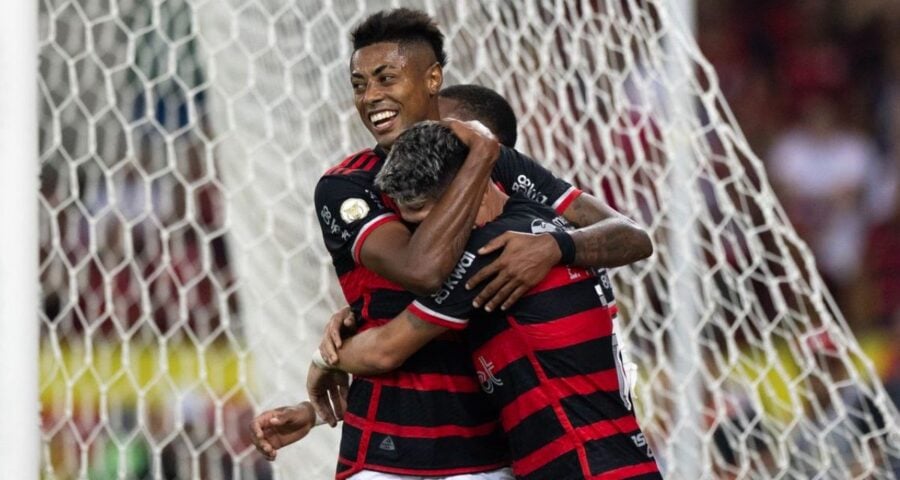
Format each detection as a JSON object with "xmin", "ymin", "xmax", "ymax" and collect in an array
[
  {"xmin": 322, "ymin": 148, "xmax": 382, "ymax": 177},
  {"xmin": 494, "ymin": 145, "xmax": 533, "ymax": 169},
  {"xmin": 471, "ymin": 199, "xmax": 556, "ymax": 242},
  {"xmin": 316, "ymin": 149, "xmax": 383, "ymax": 200}
]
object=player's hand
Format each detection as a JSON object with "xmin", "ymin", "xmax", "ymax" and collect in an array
[
  {"xmin": 249, "ymin": 402, "xmax": 317, "ymax": 461},
  {"xmin": 306, "ymin": 363, "xmax": 349, "ymax": 428},
  {"xmin": 441, "ymin": 118, "xmax": 500, "ymax": 164},
  {"xmin": 320, "ymin": 305, "xmax": 357, "ymax": 365},
  {"xmin": 466, "ymin": 232, "xmax": 561, "ymax": 312}
]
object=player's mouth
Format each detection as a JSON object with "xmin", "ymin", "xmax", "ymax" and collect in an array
[{"xmin": 369, "ymin": 110, "xmax": 399, "ymax": 133}]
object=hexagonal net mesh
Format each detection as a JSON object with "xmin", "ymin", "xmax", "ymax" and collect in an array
[{"xmin": 38, "ymin": 0, "xmax": 900, "ymax": 479}]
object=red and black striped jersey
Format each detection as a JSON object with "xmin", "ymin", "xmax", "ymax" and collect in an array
[
  {"xmin": 410, "ymin": 197, "xmax": 662, "ymax": 480},
  {"xmin": 314, "ymin": 147, "xmax": 582, "ymax": 478}
]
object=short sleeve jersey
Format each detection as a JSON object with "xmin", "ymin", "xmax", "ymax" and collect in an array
[
  {"xmin": 409, "ymin": 197, "xmax": 661, "ymax": 480},
  {"xmin": 313, "ymin": 146, "xmax": 581, "ymax": 478}
]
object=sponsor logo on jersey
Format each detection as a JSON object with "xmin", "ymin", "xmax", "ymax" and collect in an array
[
  {"xmin": 433, "ymin": 251, "xmax": 476, "ymax": 304},
  {"xmin": 512, "ymin": 174, "xmax": 549, "ymax": 204},
  {"xmin": 551, "ymin": 215, "xmax": 572, "ymax": 229},
  {"xmin": 476, "ymin": 356, "xmax": 503, "ymax": 394},
  {"xmin": 592, "ymin": 269, "xmax": 615, "ymax": 307},
  {"xmin": 320, "ymin": 205, "xmax": 352, "ymax": 240},
  {"xmin": 530, "ymin": 218, "xmax": 558, "ymax": 234},
  {"xmin": 340, "ymin": 198, "xmax": 369, "ymax": 223}
]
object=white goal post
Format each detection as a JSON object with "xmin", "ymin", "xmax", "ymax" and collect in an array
[
  {"xmin": 1, "ymin": 0, "xmax": 39, "ymax": 478},
  {"xmin": 36, "ymin": 1, "xmax": 900, "ymax": 479}
]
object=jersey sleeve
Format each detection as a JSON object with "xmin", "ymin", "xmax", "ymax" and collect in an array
[
  {"xmin": 407, "ymin": 229, "xmax": 502, "ymax": 330},
  {"xmin": 314, "ymin": 174, "xmax": 399, "ymax": 265},
  {"xmin": 492, "ymin": 146, "xmax": 583, "ymax": 213}
]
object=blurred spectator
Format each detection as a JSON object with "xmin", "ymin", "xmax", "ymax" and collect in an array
[
  {"xmin": 860, "ymin": 183, "xmax": 900, "ymax": 327},
  {"xmin": 767, "ymin": 92, "xmax": 880, "ymax": 305}
]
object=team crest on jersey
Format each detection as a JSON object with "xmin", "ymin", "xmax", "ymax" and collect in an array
[
  {"xmin": 340, "ymin": 198, "xmax": 369, "ymax": 223},
  {"xmin": 476, "ymin": 356, "xmax": 503, "ymax": 394}
]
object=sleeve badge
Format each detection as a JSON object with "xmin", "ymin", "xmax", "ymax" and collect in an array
[{"xmin": 340, "ymin": 198, "xmax": 370, "ymax": 223}]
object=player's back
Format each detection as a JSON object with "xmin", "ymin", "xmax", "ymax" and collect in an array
[{"xmin": 464, "ymin": 197, "xmax": 661, "ymax": 479}]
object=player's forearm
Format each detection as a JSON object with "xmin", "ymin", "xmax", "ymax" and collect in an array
[
  {"xmin": 563, "ymin": 194, "xmax": 653, "ymax": 267},
  {"xmin": 332, "ymin": 310, "xmax": 446, "ymax": 376},
  {"xmin": 569, "ymin": 219, "xmax": 653, "ymax": 268},
  {"xmin": 399, "ymin": 142, "xmax": 498, "ymax": 291},
  {"xmin": 332, "ymin": 329, "xmax": 399, "ymax": 376}
]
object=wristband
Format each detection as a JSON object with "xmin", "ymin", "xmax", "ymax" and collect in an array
[
  {"xmin": 550, "ymin": 230, "xmax": 576, "ymax": 265},
  {"xmin": 311, "ymin": 349, "xmax": 333, "ymax": 370}
]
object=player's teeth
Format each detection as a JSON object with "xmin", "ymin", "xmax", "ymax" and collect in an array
[{"xmin": 370, "ymin": 111, "xmax": 397, "ymax": 124}]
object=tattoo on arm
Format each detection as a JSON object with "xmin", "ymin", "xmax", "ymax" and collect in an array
[
  {"xmin": 564, "ymin": 196, "xmax": 595, "ymax": 228},
  {"xmin": 564, "ymin": 194, "xmax": 653, "ymax": 267}
]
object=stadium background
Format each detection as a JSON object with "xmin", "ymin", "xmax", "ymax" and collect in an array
[{"xmin": 36, "ymin": 0, "xmax": 900, "ymax": 478}]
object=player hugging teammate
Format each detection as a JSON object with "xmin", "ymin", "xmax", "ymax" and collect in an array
[{"xmin": 250, "ymin": 8, "xmax": 658, "ymax": 480}]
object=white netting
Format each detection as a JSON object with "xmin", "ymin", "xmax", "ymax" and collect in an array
[{"xmin": 38, "ymin": 0, "xmax": 900, "ymax": 479}]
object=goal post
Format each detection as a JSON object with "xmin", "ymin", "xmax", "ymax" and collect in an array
[
  {"xmin": 38, "ymin": 1, "xmax": 900, "ymax": 479},
  {"xmin": 1, "ymin": 0, "xmax": 39, "ymax": 478}
]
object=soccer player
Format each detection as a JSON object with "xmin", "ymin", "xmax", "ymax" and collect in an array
[
  {"xmin": 248, "ymin": 84, "xmax": 521, "ymax": 466},
  {"xmin": 263, "ymin": 8, "xmax": 651, "ymax": 479},
  {"xmin": 314, "ymin": 121, "xmax": 661, "ymax": 479}
]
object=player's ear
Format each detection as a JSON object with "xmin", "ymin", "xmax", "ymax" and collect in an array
[{"xmin": 426, "ymin": 62, "xmax": 442, "ymax": 95}]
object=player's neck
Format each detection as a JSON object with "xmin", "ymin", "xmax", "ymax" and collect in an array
[{"xmin": 475, "ymin": 184, "xmax": 508, "ymax": 227}]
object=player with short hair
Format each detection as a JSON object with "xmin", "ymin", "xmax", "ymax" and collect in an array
[
  {"xmin": 438, "ymin": 85, "xmax": 518, "ymax": 148},
  {"xmin": 316, "ymin": 121, "xmax": 661, "ymax": 479},
  {"xmin": 253, "ymin": 7, "xmax": 652, "ymax": 479},
  {"xmin": 248, "ymin": 84, "xmax": 519, "ymax": 472}
]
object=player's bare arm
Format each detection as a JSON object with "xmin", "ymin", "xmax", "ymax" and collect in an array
[
  {"xmin": 468, "ymin": 192, "xmax": 653, "ymax": 312},
  {"xmin": 332, "ymin": 309, "xmax": 447, "ymax": 375},
  {"xmin": 307, "ymin": 309, "xmax": 447, "ymax": 424},
  {"xmin": 359, "ymin": 119, "xmax": 500, "ymax": 295},
  {"xmin": 562, "ymin": 192, "xmax": 653, "ymax": 267}
]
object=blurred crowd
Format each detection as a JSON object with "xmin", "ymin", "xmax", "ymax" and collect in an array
[{"xmin": 697, "ymin": 0, "xmax": 900, "ymax": 402}]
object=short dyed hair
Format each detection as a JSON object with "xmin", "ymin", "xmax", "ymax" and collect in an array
[
  {"xmin": 440, "ymin": 84, "xmax": 518, "ymax": 148},
  {"xmin": 375, "ymin": 121, "xmax": 467, "ymax": 203},
  {"xmin": 351, "ymin": 8, "xmax": 447, "ymax": 67}
]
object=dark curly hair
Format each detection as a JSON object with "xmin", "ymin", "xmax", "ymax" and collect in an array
[
  {"xmin": 351, "ymin": 8, "xmax": 447, "ymax": 66},
  {"xmin": 440, "ymin": 84, "xmax": 517, "ymax": 148},
  {"xmin": 375, "ymin": 121, "xmax": 468, "ymax": 203}
]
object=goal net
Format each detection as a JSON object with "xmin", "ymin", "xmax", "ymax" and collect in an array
[{"xmin": 37, "ymin": 0, "xmax": 900, "ymax": 478}]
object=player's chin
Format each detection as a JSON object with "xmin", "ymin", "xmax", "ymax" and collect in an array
[{"xmin": 374, "ymin": 129, "xmax": 402, "ymax": 150}]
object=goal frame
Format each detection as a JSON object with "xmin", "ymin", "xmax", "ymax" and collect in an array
[{"xmin": 0, "ymin": 1, "xmax": 39, "ymax": 478}]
